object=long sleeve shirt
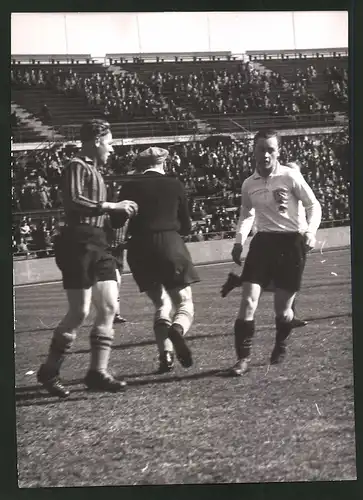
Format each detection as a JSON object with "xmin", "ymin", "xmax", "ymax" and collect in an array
[
  {"xmin": 61, "ymin": 156, "xmax": 107, "ymax": 227},
  {"xmin": 235, "ymin": 162, "xmax": 322, "ymax": 245}
]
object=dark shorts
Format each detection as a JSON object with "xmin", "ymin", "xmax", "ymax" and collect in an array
[
  {"xmin": 54, "ymin": 225, "xmax": 117, "ymax": 290},
  {"xmin": 127, "ymin": 231, "xmax": 200, "ymax": 293},
  {"xmin": 109, "ymin": 246, "xmax": 125, "ymax": 273},
  {"xmin": 241, "ymin": 232, "xmax": 307, "ymax": 293}
]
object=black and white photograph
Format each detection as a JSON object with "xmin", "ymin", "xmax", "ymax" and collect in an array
[{"xmin": 12, "ymin": 11, "xmax": 355, "ymax": 487}]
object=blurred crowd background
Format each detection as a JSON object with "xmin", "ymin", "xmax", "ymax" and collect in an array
[{"xmin": 12, "ymin": 131, "xmax": 349, "ymax": 257}]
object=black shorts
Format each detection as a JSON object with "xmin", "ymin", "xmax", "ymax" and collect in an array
[
  {"xmin": 54, "ymin": 225, "xmax": 117, "ymax": 290},
  {"xmin": 127, "ymin": 231, "xmax": 200, "ymax": 293},
  {"xmin": 241, "ymin": 232, "xmax": 307, "ymax": 293},
  {"xmin": 109, "ymin": 246, "xmax": 125, "ymax": 273}
]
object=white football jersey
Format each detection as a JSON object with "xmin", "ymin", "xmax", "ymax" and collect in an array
[{"xmin": 235, "ymin": 162, "xmax": 321, "ymax": 245}]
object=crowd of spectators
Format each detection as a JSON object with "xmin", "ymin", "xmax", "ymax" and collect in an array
[
  {"xmin": 11, "ymin": 57, "xmax": 344, "ymax": 132},
  {"xmin": 12, "ymin": 215, "xmax": 59, "ymax": 258},
  {"xmin": 324, "ymin": 65, "xmax": 348, "ymax": 111},
  {"xmin": 12, "ymin": 132, "xmax": 349, "ymax": 256},
  {"xmin": 150, "ymin": 62, "xmax": 331, "ymax": 118},
  {"xmin": 11, "ymin": 67, "xmax": 199, "ymax": 131}
]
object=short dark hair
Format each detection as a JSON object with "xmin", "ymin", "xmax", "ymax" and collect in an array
[
  {"xmin": 253, "ymin": 129, "xmax": 281, "ymax": 148},
  {"xmin": 80, "ymin": 119, "xmax": 111, "ymax": 143}
]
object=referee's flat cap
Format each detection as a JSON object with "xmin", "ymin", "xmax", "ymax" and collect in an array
[{"xmin": 138, "ymin": 147, "xmax": 169, "ymax": 164}]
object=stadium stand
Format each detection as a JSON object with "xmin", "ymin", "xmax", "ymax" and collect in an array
[
  {"xmin": 11, "ymin": 50, "xmax": 349, "ymax": 258},
  {"xmin": 11, "ymin": 50, "xmax": 348, "ymax": 142}
]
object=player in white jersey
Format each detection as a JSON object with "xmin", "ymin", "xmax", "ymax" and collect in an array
[
  {"xmin": 227, "ymin": 129, "xmax": 321, "ymax": 376},
  {"xmin": 221, "ymin": 160, "xmax": 308, "ymax": 328}
]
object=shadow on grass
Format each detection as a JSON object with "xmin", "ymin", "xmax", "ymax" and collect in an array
[{"xmin": 16, "ymin": 368, "xmax": 225, "ymax": 407}]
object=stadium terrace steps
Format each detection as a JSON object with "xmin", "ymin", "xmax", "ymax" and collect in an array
[
  {"xmin": 249, "ymin": 60, "xmax": 311, "ymax": 118},
  {"xmin": 11, "ymin": 103, "xmax": 65, "ymax": 142},
  {"xmin": 11, "ymin": 64, "xmax": 110, "ymax": 134},
  {"xmin": 119, "ymin": 61, "xmax": 242, "ymax": 134},
  {"xmin": 120, "ymin": 60, "xmax": 312, "ymax": 134},
  {"xmin": 11, "ymin": 59, "xmax": 346, "ymax": 141},
  {"xmin": 11, "ymin": 88, "xmax": 105, "ymax": 126},
  {"xmin": 261, "ymin": 57, "xmax": 348, "ymax": 107}
]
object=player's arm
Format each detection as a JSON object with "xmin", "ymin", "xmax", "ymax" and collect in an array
[
  {"xmin": 292, "ymin": 172, "xmax": 322, "ymax": 247},
  {"xmin": 232, "ymin": 181, "xmax": 255, "ymax": 264},
  {"xmin": 177, "ymin": 182, "xmax": 192, "ymax": 236}
]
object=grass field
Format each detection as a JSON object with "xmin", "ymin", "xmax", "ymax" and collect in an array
[{"xmin": 14, "ymin": 248, "xmax": 356, "ymax": 487}]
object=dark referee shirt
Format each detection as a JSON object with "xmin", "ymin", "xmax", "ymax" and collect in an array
[
  {"xmin": 61, "ymin": 156, "xmax": 107, "ymax": 227},
  {"xmin": 111, "ymin": 171, "xmax": 191, "ymax": 236}
]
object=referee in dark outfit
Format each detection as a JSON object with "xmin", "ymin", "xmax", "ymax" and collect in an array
[
  {"xmin": 37, "ymin": 119, "xmax": 138, "ymax": 397},
  {"xmin": 111, "ymin": 147, "xmax": 200, "ymax": 374},
  {"xmin": 227, "ymin": 129, "xmax": 322, "ymax": 376}
]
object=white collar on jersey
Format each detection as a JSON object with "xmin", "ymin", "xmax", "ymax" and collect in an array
[
  {"xmin": 143, "ymin": 167, "xmax": 166, "ymax": 175},
  {"xmin": 252, "ymin": 161, "xmax": 282, "ymax": 180}
]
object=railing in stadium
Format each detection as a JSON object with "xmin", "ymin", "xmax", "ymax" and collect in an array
[{"xmin": 12, "ymin": 113, "xmax": 347, "ymax": 144}]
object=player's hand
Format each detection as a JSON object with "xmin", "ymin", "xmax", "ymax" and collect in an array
[
  {"xmin": 231, "ymin": 243, "xmax": 243, "ymax": 265},
  {"xmin": 304, "ymin": 232, "xmax": 316, "ymax": 252},
  {"xmin": 113, "ymin": 200, "xmax": 138, "ymax": 217}
]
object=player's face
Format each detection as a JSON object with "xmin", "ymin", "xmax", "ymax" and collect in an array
[
  {"xmin": 254, "ymin": 136, "xmax": 279, "ymax": 176},
  {"xmin": 95, "ymin": 131, "xmax": 114, "ymax": 165}
]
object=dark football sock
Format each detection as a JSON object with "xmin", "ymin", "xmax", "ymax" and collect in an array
[{"xmin": 234, "ymin": 319, "xmax": 255, "ymax": 359}]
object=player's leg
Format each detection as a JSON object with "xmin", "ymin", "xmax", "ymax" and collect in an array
[
  {"xmin": 271, "ymin": 288, "xmax": 296, "ymax": 364},
  {"xmin": 230, "ymin": 281, "xmax": 263, "ymax": 375},
  {"xmin": 146, "ymin": 284, "xmax": 174, "ymax": 373},
  {"xmin": 37, "ymin": 288, "xmax": 92, "ymax": 397},
  {"xmin": 84, "ymin": 278, "xmax": 126, "ymax": 391},
  {"xmin": 270, "ymin": 233, "xmax": 306, "ymax": 363},
  {"xmin": 114, "ymin": 268, "xmax": 127, "ymax": 324},
  {"xmin": 229, "ymin": 233, "xmax": 268, "ymax": 376},
  {"xmin": 167, "ymin": 285, "xmax": 194, "ymax": 368}
]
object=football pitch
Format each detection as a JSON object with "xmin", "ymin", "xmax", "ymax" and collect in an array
[{"xmin": 14, "ymin": 248, "xmax": 356, "ymax": 486}]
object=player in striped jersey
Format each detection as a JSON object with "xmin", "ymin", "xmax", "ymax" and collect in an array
[
  {"xmin": 37, "ymin": 119, "xmax": 138, "ymax": 398},
  {"xmin": 226, "ymin": 130, "xmax": 321, "ymax": 376}
]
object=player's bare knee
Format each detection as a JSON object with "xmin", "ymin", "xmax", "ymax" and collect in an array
[
  {"xmin": 102, "ymin": 298, "xmax": 119, "ymax": 318},
  {"xmin": 241, "ymin": 295, "xmax": 258, "ymax": 316}
]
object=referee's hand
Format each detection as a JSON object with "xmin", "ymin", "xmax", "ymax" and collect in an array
[
  {"xmin": 231, "ymin": 243, "xmax": 243, "ymax": 265},
  {"xmin": 113, "ymin": 200, "xmax": 138, "ymax": 217}
]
